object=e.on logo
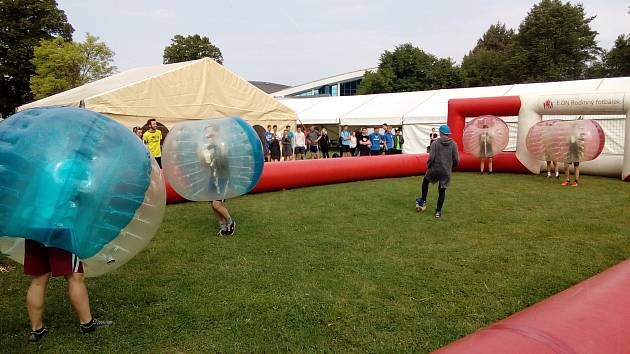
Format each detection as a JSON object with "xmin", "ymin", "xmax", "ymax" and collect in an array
[{"xmin": 543, "ymin": 99, "xmax": 553, "ymax": 110}]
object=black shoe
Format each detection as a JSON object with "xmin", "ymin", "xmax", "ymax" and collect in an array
[
  {"xmin": 79, "ymin": 318, "xmax": 113, "ymax": 334},
  {"xmin": 28, "ymin": 327, "xmax": 48, "ymax": 343}
]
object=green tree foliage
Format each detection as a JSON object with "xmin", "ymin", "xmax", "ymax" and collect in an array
[
  {"xmin": 30, "ymin": 34, "xmax": 116, "ymax": 99},
  {"xmin": 0, "ymin": 0, "xmax": 73, "ymax": 115},
  {"xmin": 163, "ymin": 34, "xmax": 223, "ymax": 64},
  {"xmin": 461, "ymin": 23, "xmax": 516, "ymax": 87},
  {"xmin": 604, "ymin": 34, "xmax": 630, "ymax": 77},
  {"xmin": 510, "ymin": 0, "xmax": 601, "ymax": 82},
  {"xmin": 357, "ymin": 43, "xmax": 463, "ymax": 94}
]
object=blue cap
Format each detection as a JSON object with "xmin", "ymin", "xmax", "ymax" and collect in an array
[{"xmin": 439, "ymin": 125, "xmax": 451, "ymax": 135}]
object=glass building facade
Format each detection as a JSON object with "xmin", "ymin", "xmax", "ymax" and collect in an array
[{"xmin": 293, "ymin": 78, "xmax": 362, "ymax": 97}]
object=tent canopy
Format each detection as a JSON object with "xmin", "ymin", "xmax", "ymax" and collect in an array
[{"xmin": 19, "ymin": 58, "xmax": 297, "ymax": 129}]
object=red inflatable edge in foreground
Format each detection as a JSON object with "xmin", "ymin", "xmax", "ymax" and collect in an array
[{"xmin": 433, "ymin": 259, "xmax": 630, "ymax": 354}]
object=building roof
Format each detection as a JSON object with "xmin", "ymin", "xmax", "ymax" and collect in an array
[
  {"xmin": 272, "ymin": 67, "xmax": 377, "ymax": 97},
  {"xmin": 249, "ymin": 81, "xmax": 290, "ymax": 94}
]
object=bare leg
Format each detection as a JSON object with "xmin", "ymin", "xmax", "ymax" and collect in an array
[
  {"xmin": 565, "ymin": 163, "xmax": 571, "ymax": 181},
  {"xmin": 27, "ymin": 273, "xmax": 50, "ymax": 330},
  {"xmin": 66, "ymin": 273, "xmax": 92, "ymax": 324},
  {"xmin": 212, "ymin": 201, "xmax": 231, "ymax": 222},
  {"xmin": 480, "ymin": 158, "xmax": 484, "ymax": 173},
  {"xmin": 574, "ymin": 164, "xmax": 580, "ymax": 181},
  {"xmin": 488, "ymin": 158, "xmax": 493, "ymax": 173}
]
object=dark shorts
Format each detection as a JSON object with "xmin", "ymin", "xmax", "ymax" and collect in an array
[
  {"xmin": 294, "ymin": 146, "xmax": 306, "ymax": 154},
  {"xmin": 370, "ymin": 150, "xmax": 381, "ymax": 156},
  {"xmin": 340, "ymin": 145, "xmax": 350, "ymax": 153},
  {"xmin": 24, "ymin": 239, "xmax": 83, "ymax": 277},
  {"xmin": 309, "ymin": 145, "xmax": 319, "ymax": 153}
]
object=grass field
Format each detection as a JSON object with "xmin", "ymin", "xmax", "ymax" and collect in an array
[{"xmin": 1, "ymin": 172, "xmax": 629, "ymax": 353}]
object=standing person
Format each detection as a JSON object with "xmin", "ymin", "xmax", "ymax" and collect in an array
[
  {"xmin": 561, "ymin": 133, "xmax": 584, "ymax": 187},
  {"xmin": 281, "ymin": 129, "xmax": 293, "ymax": 161},
  {"xmin": 358, "ymin": 127, "xmax": 371, "ymax": 156},
  {"xmin": 269, "ymin": 125, "xmax": 281, "ymax": 162},
  {"xmin": 340, "ymin": 125, "xmax": 351, "ymax": 157},
  {"xmin": 286, "ymin": 125, "xmax": 294, "ymax": 160},
  {"xmin": 293, "ymin": 126, "xmax": 306, "ymax": 160},
  {"xmin": 427, "ymin": 128, "xmax": 438, "ymax": 153},
  {"xmin": 415, "ymin": 125, "xmax": 459, "ymax": 218},
  {"xmin": 546, "ymin": 160, "xmax": 559, "ymax": 178},
  {"xmin": 319, "ymin": 127, "xmax": 331, "ymax": 158},
  {"xmin": 479, "ymin": 124, "xmax": 493, "ymax": 175},
  {"xmin": 143, "ymin": 118, "xmax": 163, "ymax": 168},
  {"xmin": 211, "ymin": 200, "xmax": 235, "ymax": 236},
  {"xmin": 307, "ymin": 126, "xmax": 321, "ymax": 159},
  {"xmin": 23, "ymin": 240, "xmax": 113, "ymax": 342},
  {"xmin": 133, "ymin": 127, "xmax": 143, "ymax": 140},
  {"xmin": 263, "ymin": 125, "xmax": 273, "ymax": 162},
  {"xmin": 349, "ymin": 130, "xmax": 357, "ymax": 157},
  {"xmin": 383, "ymin": 125, "xmax": 394, "ymax": 154},
  {"xmin": 368, "ymin": 127, "xmax": 385, "ymax": 155},
  {"xmin": 392, "ymin": 128, "xmax": 404, "ymax": 154}
]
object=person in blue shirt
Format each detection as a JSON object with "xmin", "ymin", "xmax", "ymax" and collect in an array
[
  {"xmin": 368, "ymin": 127, "xmax": 385, "ymax": 155},
  {"xmin": 263, "ymin": 125, "xmax": 273, "ymax": 162},
  {"xmin": 383, "ymin": 125, "xmax": 394, "ymax": 154},
  {"xmin": 340, "ymin": 125, "xmax": 351, "ymax": 157}
]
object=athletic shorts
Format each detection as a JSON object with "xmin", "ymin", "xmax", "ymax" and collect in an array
[
  {"xmin": 24, "ymin": 239, "xmax": 83, "ymax": 277},
  {"xmin": 294, "ymin": 146, "xmax": 306, "ymax": 154},
  {"xmin": 340, "ymin": 145, "xmax": 350, "ymax": 153},
  {"xmin": 309, "ymin": 145, "xmax": 319, "ymax": 153}
]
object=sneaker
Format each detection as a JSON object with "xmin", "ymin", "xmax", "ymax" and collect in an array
[
  {"xmin": 561, "ymin": 180, "xmax": 570, "ymax": 186},
  {"xmin": 434, "ymin": 210, "xmax": 441, "ymax": 218},
  {"xmin": 572, "ymin": 180, "xmax": 578, "ymax": 187},
  {"xmin": 79, "ymin": 318, "xmax": 113, "ymax": 334},
  {"xmin": 217, "ymin": 228, "xmax": 223, "ymax": 236},
  {"xmin": 225, "ymin": 220, "xmax": 236, "ymax": 236},
  {"xmin": 415, "ymin": 198, "xmax": 426, "ymax": 212},
  {"xmin": 546, "ymin": 173, "xmax": 551, "ymax": 178},
  {"xmin": 28, "ymin": 327, "xmax": 48, "ymax": 343}
]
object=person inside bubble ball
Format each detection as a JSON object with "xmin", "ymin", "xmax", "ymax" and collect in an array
[
  {"xmin": 23, "ymin": 240, "xmax": 114, "ymax": 342},
  {"xmin": 415, "ymin": 124, "xmax": 459, "ymax": 218},
  {"xmin": 201, "ymin": 125, "xmax": 236, "ymax": 236},
  {"xmin": 561, "ymin": 130, "xmax": 584, "ymax": 187},
  {"xmin": 479, "ymin": 124, "xmax": 493, "ymax": 175}
]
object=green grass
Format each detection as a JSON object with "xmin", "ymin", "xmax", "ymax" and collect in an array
[{"xmin": 1, "ymin": 173, "xmax": 629, "ymax": 353}]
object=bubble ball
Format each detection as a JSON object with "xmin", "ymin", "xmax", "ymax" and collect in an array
[
  {"xmin": 463, "ymin": 115, "xmax": 509, "ymax": 158},
  {"xmin": 0, "ymin": 107, "xmax": 166, "ymax": 277},
  {"xmin": 525, "ymin": 119, "xmax": 562, "ymax": 161},
  {"xmin": 162, "ymin": 117, "xmax": 264, "ymax": 201},
  {"xmin": 526, "ymin": 119, "xmax": 605, "ymax": 163}
]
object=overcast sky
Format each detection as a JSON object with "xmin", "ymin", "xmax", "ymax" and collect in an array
[{"xmin": 57, "ymin": 0, "xmax": 629, "ymax": 86}]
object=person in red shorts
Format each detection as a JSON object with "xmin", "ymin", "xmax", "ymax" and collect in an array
[{"xmin": 24, "ymin": 239, "xmax": 113, "ymax": 342}]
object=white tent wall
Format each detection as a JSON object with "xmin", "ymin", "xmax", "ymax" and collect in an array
[{"xmin": 18, "ymin": 58, "xmax": 297, "ymax": 129}]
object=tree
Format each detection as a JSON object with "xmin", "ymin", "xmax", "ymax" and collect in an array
[
  {"xmin": 357, "ymin": 43, "xmax": 463, "ymax": 94},
  {"xmin": 461, "ymin": 23, "xmax": 516, "ymax": 87},
  {"xmin": 0, "ymin": 0, "xmax": 73, "ymax": 116},
  {"xmin": 510, "ymin": 0, "xmax": 601, "ymax": 82},
  {"xmin": 604, "ymin": 34, "xmax": 630, "ymax": 77},
  {"xmin": 30, "ymin": 34, "xmax": 116, "ymax": 99},
  {"xmin": 163, "ymin": 34, "xmax": 223, "ymax": 64}
]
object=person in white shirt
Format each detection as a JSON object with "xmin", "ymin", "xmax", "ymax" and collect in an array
[{"xmin": 293, "ymin": 126, "xmax": 306, "ymax": 160}]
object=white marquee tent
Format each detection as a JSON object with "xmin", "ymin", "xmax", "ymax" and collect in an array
[
  {"xmin": 277, "ymin": 77, "xmax": 630, "ymax": 154},
  {"xmin": 18, "ymin": 58, "xmax": 297, "ymax": 129}
]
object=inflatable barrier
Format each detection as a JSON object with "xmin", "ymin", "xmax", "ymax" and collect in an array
[{"xmin": 434, "ymin": 259, "xmax": 630, "ymax": 354}]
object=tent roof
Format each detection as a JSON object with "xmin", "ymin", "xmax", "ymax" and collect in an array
[
  {"xmin": 340, "ymin": 90, "xmax": 437, "ymax": 126},
  {"xmin": 19, "ymin": 58, "xmax": 296, "ymax": 128},
  {"xmin": 295, "ymin": 95, "xmax": 377, "ymax": 124}
]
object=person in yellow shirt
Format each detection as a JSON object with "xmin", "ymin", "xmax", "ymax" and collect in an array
[{"xmin": 142, "ymin": 119, "xmax": 163, "ymax": 168}]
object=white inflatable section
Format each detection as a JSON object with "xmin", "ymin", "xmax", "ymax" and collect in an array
[{"xmin": 518, "ymin": 92, "xmax": 630, "ymax": 180}]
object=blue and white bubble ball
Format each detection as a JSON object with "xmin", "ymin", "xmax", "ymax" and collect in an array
[
  {"xmin": 162, "ymin": 117, "xmax": 264, "ymax": 201},
  {"xmin": 0, "ymin": 107, "xmax": 166, "ymax": 277}
]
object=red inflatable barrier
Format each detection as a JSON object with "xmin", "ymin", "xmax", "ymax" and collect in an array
[
  {"xmin": 251, "ymin": 154, "xmax": 428, "ymax": 193},
  {"xmin": 165, "ymin": 176, "xmax": 189, "ymax": 204},
  {"xmin": 434, "ymin": 259, "xmax": 630, "ymax": 354}
]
